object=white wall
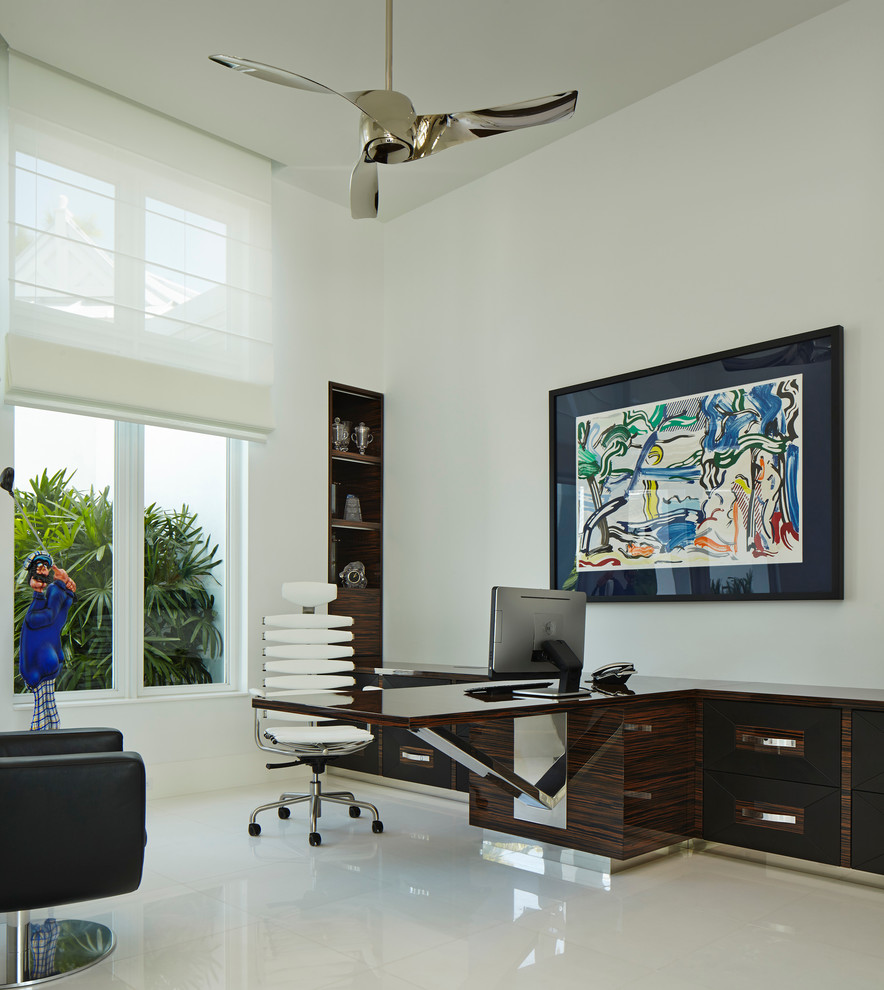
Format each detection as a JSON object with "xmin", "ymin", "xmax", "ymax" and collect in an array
[
  {"xmin": 0, "ymin": 181, "xmax": 384, "ymax": 797},
  {"xmin": 381, "ymin": 0, "xmax": 884, "ymax": 688}
]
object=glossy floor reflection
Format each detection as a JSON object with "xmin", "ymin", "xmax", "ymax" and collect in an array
[{"xmin": 23, "ymin": 777, "xmax": 884, "ymax": 989}]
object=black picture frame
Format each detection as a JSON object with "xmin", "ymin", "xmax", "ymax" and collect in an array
[{"xmin": 550, "ymin": 326, "xmax": 843, "ymax": 602}]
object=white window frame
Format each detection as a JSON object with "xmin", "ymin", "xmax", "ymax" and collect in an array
[{"xmin": 12, "ymin": 413, "xmax": 246, "ymax": 704}]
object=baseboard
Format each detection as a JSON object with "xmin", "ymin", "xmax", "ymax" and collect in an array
[
  {"xmin": 696, "ymin": 840, "xmax": 884, "ymax": 890},
  {"xmin": 144, "ymin": 754, "xmax": 311, "ymax": 799}
]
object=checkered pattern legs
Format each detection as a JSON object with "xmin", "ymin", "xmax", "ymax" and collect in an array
[{"xmin": 30, "ymin": 679, "xmax": 60, "ymax": 731}]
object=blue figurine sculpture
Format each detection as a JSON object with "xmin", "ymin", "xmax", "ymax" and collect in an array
[{"xmin": 19, "ymin": 551, "xmax": 76, "ymax": 731}]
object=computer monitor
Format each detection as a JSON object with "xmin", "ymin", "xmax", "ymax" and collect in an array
[{"xmin": 488, "ymin": 586, "xmax": 587, "ymax": 692}]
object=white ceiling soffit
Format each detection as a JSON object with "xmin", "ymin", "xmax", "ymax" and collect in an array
[{"xmin": 0, "ymin": 0, "xmax": 848, "ymax": 221}]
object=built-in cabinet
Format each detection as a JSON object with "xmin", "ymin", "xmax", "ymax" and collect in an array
[{"xmin": 328, "ymin": 383, "xmax": 383, "ymax": 663}]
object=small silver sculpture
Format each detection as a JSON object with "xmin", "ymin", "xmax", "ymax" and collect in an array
[{"xmin": 339, "ymin": 561, "xmax": 367, "ymax": 588}]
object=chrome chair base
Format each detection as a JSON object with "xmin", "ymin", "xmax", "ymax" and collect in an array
[
  {"xmin": 2, "ymin": 912, "xmax": 115, "ymax": 988},
  {"xmin": 248, "ymin": 769, "xmax": 383, "ymax": 845}
]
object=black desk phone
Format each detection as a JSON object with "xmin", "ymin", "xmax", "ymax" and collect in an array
[{"xmin": 591, "ymin": 662, "xmax": 636, "ymax": 687}]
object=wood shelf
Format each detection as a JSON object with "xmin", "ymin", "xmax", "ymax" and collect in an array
[
  {"xmin": 329, "ymin": 382, "xmax": 383, "ymax": 660},
  {"xmin": 331, "ymin": 450, "xmax": 381, "ymax": 465}
]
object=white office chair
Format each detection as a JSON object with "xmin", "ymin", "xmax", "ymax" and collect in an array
[{"xmin": 248, "ymin": 581, "xmax": 382, "ymax": 846}]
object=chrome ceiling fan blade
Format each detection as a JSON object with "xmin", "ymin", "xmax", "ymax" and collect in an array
[
  {"xmin": 209, "ymin": 55, "xmax": 342, "ymax": 95},
  {"xmin": 210, "ymin": 55, "xmax": 414, "ymax": 145},
  {"xmin": 410, "ymin": 90, "xmax": 578, "ymax": 160},
  {"xmin": 350, "ymin": 155, "xmax": 379, "ymax": 220}
]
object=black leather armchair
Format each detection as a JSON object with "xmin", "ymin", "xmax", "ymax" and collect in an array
[{"xmin": 0, "ymin": 728, "xmax": 146, "ymax": 988}]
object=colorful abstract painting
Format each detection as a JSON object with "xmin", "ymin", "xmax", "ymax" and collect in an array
[{"xmin": 575, "ymin": 375, "xmax": 803, "ymax": 571}]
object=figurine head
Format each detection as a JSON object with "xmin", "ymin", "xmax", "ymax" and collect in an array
[{"xmin": 23, "ymin": 551, "xmax": 54, "ymax": 592}]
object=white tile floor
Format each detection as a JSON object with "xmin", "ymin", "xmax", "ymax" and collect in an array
[{"xmin": 21, "ymin": 777, "xmax": 884, "ymax": 989}]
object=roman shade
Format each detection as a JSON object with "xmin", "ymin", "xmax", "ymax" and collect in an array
[{"xmin": 7, "ymin": 53, "xmax": 274, "ymax": 441}]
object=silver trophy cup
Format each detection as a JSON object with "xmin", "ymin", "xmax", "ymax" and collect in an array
[
  {"xmin": 332, "ymin": 417, "xmax": 351, "ymax": 451},
  {"xmin": 351, "ymin": 422, "xmax": 374, "ymax": 455}
]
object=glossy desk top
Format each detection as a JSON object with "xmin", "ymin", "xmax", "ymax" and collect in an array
[{"xmin": 254, "ymin": 674, "xmax": 884, "ymax": 729}]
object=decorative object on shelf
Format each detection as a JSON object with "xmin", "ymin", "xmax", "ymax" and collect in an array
[
  {"xmin": 550, "ymin": 325, "xmax": 844, "ymax": 602},
  {"xmin": 339, "ymin": 561, "xmax": 368, "ymax": 588},
  {"xmin": 332, "ymin": 417, "xmax": 351, "ymax": 451},
  {"xmin": 330, "ymin": 482, "xmax": 343, "ymax": 517},
  {"xmin": 343, "ymin": 494, "xmax": 362, "ymax": 521},
  {"xmin": 351, "ymin": 422, "xmax": 374, "ymax": 455}
]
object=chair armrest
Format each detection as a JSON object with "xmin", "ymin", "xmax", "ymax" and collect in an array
[
  {"xmin": 0, "ymin": 727, "xmax": 124, "ymax": 758},
  {"xmin": 0, "ymin": 750, "xmax": 146, "ymax": 913}
]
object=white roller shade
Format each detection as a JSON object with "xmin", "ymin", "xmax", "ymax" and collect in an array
[{"xmin": 7, "ymin": 54, "xmax": 274, "ymax": 440}]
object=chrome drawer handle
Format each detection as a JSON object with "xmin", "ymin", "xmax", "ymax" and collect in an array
[
  {"xmin": 739, "ymin": 733, "xmax": 797, "ymax": 749},
  {"xmin": 624, "ymin": 723, "xmax": 652, "ymax": 732},
  {"xmin": 402, "ymin": 751, "xmax": 431, "ymax": 763},
  {"xmin": 624, "ymin": 790, "xmax": 652, "ymax": 801},
  {"xmin": 741, "ymin": 808, "xmax": 797, "ymax": 825}
]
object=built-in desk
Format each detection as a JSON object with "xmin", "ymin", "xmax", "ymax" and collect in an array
[{"xmin": 256, "ymin": 675, "xmax": 884, "ymax": 880}]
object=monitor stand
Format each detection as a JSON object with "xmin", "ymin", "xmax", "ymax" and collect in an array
[{"xmin": 512, "ymin": 639, "xmax": 594, "ymax": 698}]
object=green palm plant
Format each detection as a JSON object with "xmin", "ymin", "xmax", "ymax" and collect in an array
[
  {"xmin": 143, "ymin": 503, "xmax": 222, "ymax": 687},
  {"xmin": 13, "ymin": 470, "xmax": 222, "ymax": 692}
]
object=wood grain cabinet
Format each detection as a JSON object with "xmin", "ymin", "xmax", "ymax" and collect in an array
[
  {"xmin": 622, "ymin": 700, "xmax": 695, "ymax": 843},
  {"xmin": 851, "ymin": 710, "xmax": 884, "ymax": 875},
  {"xmin": 328, "ymin": 383, "xmax": 383, "ymax": 663},
  {"xmin": 703, "ymin": 700, "xmax": 841, "ymax": 864}
]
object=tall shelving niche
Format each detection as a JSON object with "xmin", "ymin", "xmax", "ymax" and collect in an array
[{"xmin": 328, "ymin": 382, "xmax": 383, "ymax": 666}]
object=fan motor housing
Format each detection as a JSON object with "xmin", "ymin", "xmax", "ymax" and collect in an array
[{"xmin": 357, "ymin": 90, "xmax": 416, "ymax": 164}]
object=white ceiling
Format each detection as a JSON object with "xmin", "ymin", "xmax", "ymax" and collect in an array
[{"xmin": 0, "ymin": 0, "xmax": 848, "ymax": 221}]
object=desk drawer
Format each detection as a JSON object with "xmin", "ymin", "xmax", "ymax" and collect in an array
[
  {"xmin": 704, "ymin": 700, "xmax": 840, "ymax": 786},
  {"xmin": 625, "ymin": 770, "xmax": 693, "ymax": 834},
  {"xmin": 623, "ymin": 704, "xmax": 694, "ymax": 779},
  {"xmin": 704, "ymin": 770, "xmax": 840, "ymax": 864},
  {"xmin": 382, "ymin": 726, "xmax": 451, "ymax": 788},
  {"xmin": 852, "ymin": 711, "xmax": 884, "ymax": 794}
]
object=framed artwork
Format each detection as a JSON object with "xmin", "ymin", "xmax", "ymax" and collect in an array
[{"xmin": 549, "ymin": 326, "xmax": 843, "ymax": 601}]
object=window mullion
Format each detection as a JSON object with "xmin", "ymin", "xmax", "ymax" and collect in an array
[
  {"xmin": 226, "ymin": 438, "xmax": 246, "ymax": 691},
  {"xmin": 113, "ymin": 421, "xmax": 143, "ymax": 697}
]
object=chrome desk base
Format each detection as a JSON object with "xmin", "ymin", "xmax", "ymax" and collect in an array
[
  {"xmin": 480, "ymin": 833, "xmax": 694, "ymax": 887},
  {"xmin": 2, "ymin": 912, "xmax": 115, "ymax": 988},
  {"xmin": 410, "ymin": 720, "xmax": 571, "ymax": 812}
]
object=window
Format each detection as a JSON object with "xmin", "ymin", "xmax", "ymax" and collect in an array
[
  {"xmin": 13, "ymin": 407, "xmax": 243, "ymax": 698},
  {"xmin": 7, "ymin": 53, "xmax": 274, "ymax": 441}
]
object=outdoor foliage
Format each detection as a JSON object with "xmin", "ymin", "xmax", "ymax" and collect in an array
[{"xmin": 13, "ymin": 469, "xmax": 222, "ymax": 692}]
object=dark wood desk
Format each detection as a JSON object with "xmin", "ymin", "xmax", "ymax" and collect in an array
[{"xmin": 255, "ymin": 676, "xmax": 884, "ymax": 876}]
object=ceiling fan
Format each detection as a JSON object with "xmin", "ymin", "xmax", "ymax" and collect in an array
[{"xmin": 210, "ymin": 0, "xmax": 577, "ymax": 219}]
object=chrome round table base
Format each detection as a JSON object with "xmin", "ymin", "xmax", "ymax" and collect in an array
[{"xmin": 2, "ymin": 917, "xmax": 115, "ymax": 988}]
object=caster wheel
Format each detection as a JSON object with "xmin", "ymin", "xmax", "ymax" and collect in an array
[
  {"xmin": 248, "ymin": 823, "xmax": 261, "ymax": 836},
  {"xmin": 372, "ymin": 820, "xmax": 384, "ymax": 834},
  {"xmin": 349, "ymin": 806, "xmax": 361, "ymax": 818},
  {"xmin": 309, "ymin": 832, "xmax": 322, "ymax": 846},
  {"xmin": 278, "ymin": 807, "xmax": 291, "ymax": 819}
]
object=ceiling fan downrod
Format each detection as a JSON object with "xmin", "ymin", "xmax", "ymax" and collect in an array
[{"xmin": 385, "ymin": 0, "xmax": 393, "ymax": 91}]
